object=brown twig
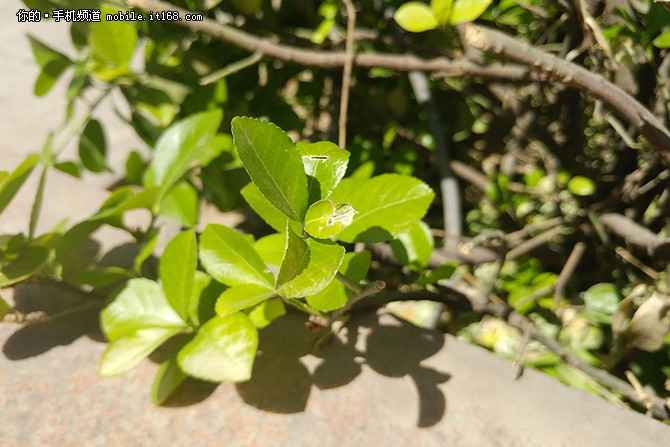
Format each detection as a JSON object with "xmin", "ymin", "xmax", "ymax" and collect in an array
[
  {"xmin": 553, "ymin": 241, "xmax": 586, "ymax": 307},
  {"xmin": 338, "ymin": 0, "xmax": 356, "ymax": 149}
]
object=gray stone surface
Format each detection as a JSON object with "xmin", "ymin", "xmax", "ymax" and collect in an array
[{"xmin": 3, "ymin": 2, "xmax": 670, "ymax": 446}]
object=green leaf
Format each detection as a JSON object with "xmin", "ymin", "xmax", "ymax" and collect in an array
[
  {"xmin": 231, "ymin": 117, "xmax": 308, "ymax": 221},
  {"xmin": 276, "ymin": 229, "xmax": 346, "ymax": 298},
  {"xmin": 152, "ymin": 344, "xmax": 188, "ymax": 405},
  {"xmin": 215, "ymin": 284, "xmax": 273, "ymax": 316},
  {"xmin": 54, "ymin": 161, "xmax": 80, "ymax": 178},
  {"xmin": 133, "ymin": 231, "xmax": 159, "ymax": 275},
  {"xmin": 417, "ymin": 261, "xmax": 457, "ymax": 286},
  {"xmin": 100, "ymin": 278, "xmax": 186, "ymax": 342},
  {"xmin": 0, "ymin": 155, "xmax": 39, "ymax": 217},
  {"xmin": 0, "ymin": 246, "xmax": 50, "ymax": 287},
  {"xmin": 568, "ymin": 176, "xmax": 596, "ymax": 196},
  {"xmin": 89, "ymin": 6, "xmax": 137, "ymax": 68},
  {"xmin": 431, "ymin": 0, "xmax": 454, "ymax": 25},
  {"xmin": 306, "ymin": 250, "xmax": 371, "ymax": 311},
  {"xmin": 0, "ymin": 295, "xmax": 10, "ymax": 321},
  {"xmin": 27, "ymin": 34, "xmax": 72, "ymax": 96},
  {"xmin": 391, "ymin": 221, "xmax": 434, "ymax": 271},
  {"xmin": 582, "ymin": 283, "xmax": 621, "ymax": 314},
  {"xmin": 241, "ymin": 182, "xmax": 289, "ymax": 233},
  {"xmin": 254, "ymin": 232, "xmax": 286, "ymax": 266},
  {"xmin": 448, "ymin": 0, "xmax": 492, "ymax": 25},
  {"xmin": 199, "ymin": 224, "xmax": 274, "ymax": 288},
  {"xmin": 304, "ymin": 200, "xmax": 357, "ymax": 239},
  {"xmin": 73, "ymin": 266, "xmax": 129, "ymax": 288},
  {"xmin": 149, "ymin": 109, "xmax": 223, "ymax": 204},
  {"xmin": 79, "ymin": 119, "xmax": 109, "ymax": 173},
  {"xmin": 276, "ymin": 226, "xmax": 310, "ymax": 290},
  {"xmin": 159, "ymin": 181, "xmax": 199, "ymax": 228},
  {"xmin": 178, "ymin": 313, "xmax": 259, "ymax": 382},
  {"xmin": 296, "ymin": 141, "xmax": 350, "ymax": 201},
  {"xmin": 160, "ymin": 230, "xmax": 197, "ymax": 321},
  {"xmin": 125, "ymin": 150, "xmax": 144, "ymax": 185},
  {"xmin": 330, "ymin": 174, "xmax": 434, "ymax": 243},
  {"xmin": 394, "ymin": 2, "xmax": 439, "ymax": 32},
  {"xmin": 188, "ymin": 271, "xmax": 225, "ymax": 327},
  {"xmin": 653, "ymin": 30, "xmax": 670, "ymax": 48},
  {"xmin": 247, "ymin": 298, "xmax": 285, "ymax": 328},
  {"xmin": 100, "ymin": 327, "xmax": 183, "ymax": 377},
  {"xmin": 94, "ymin": 187, "xmax": 160, "ymax": 220}
]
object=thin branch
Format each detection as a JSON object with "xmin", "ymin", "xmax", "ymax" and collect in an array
[
  {"xmin": 338, "ymin": 0, "xmax": 356, "ymax": 148},
  {"xmin": 506, "ymin": 225, "xmax": 565, "ymax": 260},
  {"xmin": 553, "ymin": 241, "xmax": 586, "ymax": 307}
]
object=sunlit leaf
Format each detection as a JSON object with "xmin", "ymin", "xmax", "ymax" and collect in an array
[
  {"xmin": 178, "ymin": 313, "xmax": 258, "ymax": 382},
  {"xmin": 568, "ymin": 176, "xmax": 596, "ymax": 196},
  {"xmin": 160, "ymin": 229, "xmax": 197, "ymax": 321},
  {"xmin": 199, "ymin": 224, "xmax": 274, "ymax": 288},
  {"xmin": 215, "ymin": 284, "xmax": 273, "ymax": 316},
  {"xmin": 276, "ymin": 228, "xmax": 346, "ymax": 298},
  {"xmin": 394, "ymin": 2, "xmax": 439, "ymax": 32},
  {"xmin": 247, "ymin": 298, "xmax": 285, "ymax": 328},
  {"xmin": 448, "ymin": 0, "xmax": 492, "ymax": 25},
  {"xmin": 306, "ymin": 250, "xmax": 371, "ymax": 311},
  {"xmin": 232, "ymin": 117, "xmax": 308, "ymax": 221},
  {"xmin": 330, "ymin": 174, "xmax": 434, "ymax": 243},
  {"xmin": 297, "ymin": 141, "xmax": 350, "ymax": 201}
]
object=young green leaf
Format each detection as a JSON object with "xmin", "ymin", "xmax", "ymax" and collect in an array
[
  {"xmin": 159, "ymin": 181, "xmax": 199, "ymax": 228},
  {"xmin": 73, "ymin": 266, "xmax": 130, "ymax": 288},
  {"xmin": 149, "ymin": 109, "xmax": 223, "ymax": 204},
  {"xmin": 188, "ymin": 271, "xmax": 225, "ymax": 327},
  {"xmin": 567, "ymin": 176, "xmax": 596, "ymax": 196},
  {"xmin": 100, "ymin": 327, "xmax": 183, "ymax": 377},
  {"xmin": 231, "ymin": 117, "xmax": 308, "ymax": 221},
  {"xmin": 276, "ymin": 230, "xmax": 345, "ymax": 298},
  {"xmin": 199, "ymin": 224, "xmax": 274, "ymax": 288},
  {"xmin": 79, "ymin": 119, "xmax": 109, "ymax": 173},
  {"xmin": 89, "ymin": 6, "xmax": 138, "ymax": 68},
  {"xmin": 276, "ymin": 226, "xmax": 310, "ymax": 290},
  {"xmin": 582, "ymin": 283, "xmax": 621, "ymax": 314},
  {"xmin": 247, "ymin": 298, "xmax": 286, "ymax": 328},
  {"xmin": 394, "ymin": 2, "xmax": 439, "ymax": 32},
  {"xmin": 178, "ymin": 313, "xmax": 259, "ymax": 382},
  {"xmin": 215, "ymin": 284, "xmax": 273, "ymax": 316},
  {"xmin": 99, "ymin": 278, "xmax": 187, "ymax": 377},
  {"xmin": 296, "ymin": 141, "xmax": 350, "ymax": 201},
  {"xmin": 0, "ymin": 295, "xmax": 10, "ymax": 321},
  {"xmin": 304, "ymin": 200, "xmax": 357, "ymax": 239},
  {"xmin": 306, "ymin": 250, "xmax": 371, "ymax": 311},
  {"xmin": 330, "ymin": 174, "xmax": 434, "ymax": 243},
  {"xmin": 0, "ymin": 155, "xmax": 39, "ymax": 217},
  {"xmin": 448, "ymin": 0, "xmax": 492, "ymax": 25},
  {"xmin": 431, "ymin": 0, "xmax": 454, "ymax": 25},
  {"xmin": 254, "ymin": 232, "xmax": 286, "ymax": 266},
  {"xmin": 391, "ymin": 221, "xmax": 434, "ymax": 271},
  {"xmin": 100, "ymin": 278, "xmax": 186, "ymax": 342},
  {"xmin": 27, "ymin": 34, "xmax": 72, "ymax": 96},
  {"xmin": 151, "ymin": 339, "xmax": 189, "ymax": 405},
  {"xmin": 241, "ymin": 182, "xmax": 289, "ymax": 233},
  {"xmin": 160, "ymin": 229, "xmax": 198, "ymax": 321},
  {"xmin": 0, "ymin": 246, "xmax": 50, "ymax": 287}
]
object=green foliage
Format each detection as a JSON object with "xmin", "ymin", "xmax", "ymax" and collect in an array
[
  {"xmin": 7, "ymin": 0, "xmax": 670, "ymax": 417},
  {"xmin": 394, "ymin": 0, "xmax": 492, "ymax": 32}
]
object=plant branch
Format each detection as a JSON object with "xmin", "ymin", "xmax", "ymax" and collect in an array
[
  {"xmin": 463, "ymin": 23, "xmax": 670, "ymax": 164},
  {"xmin": 338, "ymin": 0, "xmax": 356, "ymax": 148}
]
